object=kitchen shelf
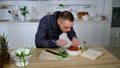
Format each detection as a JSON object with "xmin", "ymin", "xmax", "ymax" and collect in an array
[
  {"xmin": 0, "ymin": 5, "xmax": 16, "ymax": 9},
  {"xmin": 48, "ymin": 4, "xmax": 92, "ymax": 8}
]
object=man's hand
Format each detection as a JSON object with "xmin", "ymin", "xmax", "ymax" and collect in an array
[
  {"xmin": 57, "ymin": 39, "xmax": 67, "ymax": 46},
  {"xmin": 72, "ymin": 37, "xmax": 79, "ymax": 46}
]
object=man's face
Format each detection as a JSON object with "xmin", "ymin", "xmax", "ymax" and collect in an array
[{"xmin": 58, "ymin": 19, "xmax": 73, "ymax": 32}]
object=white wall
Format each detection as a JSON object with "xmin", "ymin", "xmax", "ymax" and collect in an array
[{"xmin": 0, "ymin": 0, "xmax": 113, "ymax": 48}]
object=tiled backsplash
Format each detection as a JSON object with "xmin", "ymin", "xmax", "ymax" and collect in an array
[
  {"xmin": 113, "ymin": 0, "xmax": 120, "ymax": 7},
  {"xmin": 0, "ymin": 0, "xmax": 106, "ymax": 20}
]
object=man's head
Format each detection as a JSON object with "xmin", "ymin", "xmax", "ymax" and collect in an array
[{"xmin": 57, "ymin": 11, "xmax": 74, "ymax": 32}]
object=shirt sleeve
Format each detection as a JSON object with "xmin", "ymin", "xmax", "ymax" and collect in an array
[
  {"xmin": 35, "ymin": 17, "xmax": 59, "ymax": 48},
  {"xmin": 67, "ymin": 27, "xmax": 77, "ymax": 41}
]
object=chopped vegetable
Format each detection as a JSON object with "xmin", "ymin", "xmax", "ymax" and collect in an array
[
  {"xmin": 56, "ymin": 51, "xmax": 68, "ymax": 60},
  {"xmin": 82, "ymin": 46, "xmax": 88, "ymax": 52}
]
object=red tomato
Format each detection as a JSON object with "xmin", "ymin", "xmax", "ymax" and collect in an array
[{"xmin": 68, "ymin": 46, "xmax": 78, "ymax": 51}]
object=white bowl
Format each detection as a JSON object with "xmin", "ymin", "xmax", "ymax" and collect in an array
[
  {"xmin": 82, "ymin": 15, "xmax": 90, "ymax": 21},
  {"xmin": 10, "ymin": 48, "xmax": 33, "ymax": 67},
  {"xmin": 66, "ymin": 48, "xmax": 81, "ymax": 56}
]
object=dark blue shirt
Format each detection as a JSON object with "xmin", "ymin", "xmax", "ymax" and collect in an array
[{"xmin": 35, "ymin": 11, "xmax": 77, "ymax": 48}]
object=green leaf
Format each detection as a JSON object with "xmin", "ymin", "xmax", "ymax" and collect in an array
[
  {"xmin": 20, "ymin": 6, "xmax": 29, "ymax": 16},
  {"xmin": 20, "ymin": 8, "xmax": 23, "ymax": 11},
  {"xmin": 23, "ymin": 6, "xmax": 26, "ymax": 11},
  {"xmin": 0, "ymin": 33, "xmax": 8, "ymax": 51},
  {"xmin": 59, "ymin": 4, "xmax": 64, "ymax": 7},
  {"xmin": 58, "ymin": 51, "xmax": 68, "ymax": 59}
]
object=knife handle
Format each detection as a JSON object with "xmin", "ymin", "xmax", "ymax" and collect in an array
[{"xmin": 46, "ymin": 50, "xmax": 59, "ymax": 55}]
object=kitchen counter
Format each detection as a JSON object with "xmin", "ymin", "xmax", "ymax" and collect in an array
[
  {"xmin": 74, "ymin": 19, "xmax": 108, "ymax": 24},
  {"xmin": 4, "ymin": 46, "xmax": 120, "ymax": 68},
  {"xmin": 0, "ymin": 19, "xmax": 40, "ymax": 23},
  {"xmin": 0, "ymin": 19, "xmax": 108, "ymax": 24}
]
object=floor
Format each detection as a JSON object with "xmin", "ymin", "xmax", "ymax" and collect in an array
[
  {"xmin": 107, "ymin": 35, "xmax": 120, "ymax": 60},
  {"xmin": 104, "ymin": 46, "xmax": 120, "ymax": 60}
]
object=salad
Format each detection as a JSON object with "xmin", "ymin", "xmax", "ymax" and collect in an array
[{"xmin": 67, "ymin": 45, "xmax": 82, "ymax": 51}]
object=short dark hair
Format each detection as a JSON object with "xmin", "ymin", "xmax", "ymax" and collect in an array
[{"xmin": 58, "ymin": 11, "xmax": 74, "ymax": 22}]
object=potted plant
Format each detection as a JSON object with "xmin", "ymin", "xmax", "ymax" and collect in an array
[
  {"xmin": 58, "ymin": 4, "xmax": 64, "ymax": 8},
  {"xmin": 10, "ymin": 48, "xmax": 34, "ymax": 68},
  {"xmin": 20, "ymin": 6, "xmax": 29, "ymax": 21},
  {"xmin": 0, "ymin": 33, "xmax": 10, "ymax": 64}
]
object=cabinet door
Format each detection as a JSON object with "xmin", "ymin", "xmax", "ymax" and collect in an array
[
  {"xmin": 7, "ymin": 23, "xmax": 26, "ymax": 49},
  {"xmin": 92, "ymin": 23, "xmax": 110, "ymax": 46},
  {"xmin": 73, "ymin": 23, "xmax": 110, "ymax": 46},
  {"xmin": 0, "ymin": 23, "xmax": 8, "ymax": 35},
  {"xmin": 25, "ymin": 23, "xmax": 38, "ymax": 48},
  {"xmin": 73, "ymin": 23, "xmax": 94, "ymax": 46},
  {"xmin": 6, "ymin": 23, "xmax": 39, "ymax": 49}
]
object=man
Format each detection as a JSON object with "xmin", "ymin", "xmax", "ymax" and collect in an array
[{"xmin": 35, "ymin": 11, "xmax": 79, "ymax": 48}]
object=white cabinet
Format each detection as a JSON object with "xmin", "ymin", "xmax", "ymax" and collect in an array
[
  {"xmin": 24, "ymin": 23, "xmax": 38, "ymax": 48},
  {"xmin": 73, "ymin": 20, "xmax": 110, "ymax": 46},
  {"xmin": 7, "ymin": 23, "xmax": 26, "ymax": 49},
  {"xmin": 0, "ymin": 22, "xmax": 38, "ymax": 49},
  {"xmin": 0, "ymin": 20, "xmax": 110, "ymax": 49},
  {"xmin": 0, "ymin": 23, "xmax": 8, "ymax": 34}
]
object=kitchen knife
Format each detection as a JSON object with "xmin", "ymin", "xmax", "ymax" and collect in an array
[{"xmin": 46, "ymin": 50, "xmax": 64, "ymax": 57}]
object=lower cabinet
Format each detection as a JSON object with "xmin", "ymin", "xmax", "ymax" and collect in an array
[
  {"xmin": 0, "ymin": 23, "xmax": 38, "ymax": 49},
  {"xmin": 7, "ymin": 23, "xmax": 26, "ymax": 49},
  {"xmin": 0, "ymin": 23, "xmax": 8, "ymax": 34},
  {"xmin": 73, "ymin": 21, "xmax": 111, "ymax": 46},
  {"xmin": 0, "ymin": 20, "xmax": 110, "ymax": 49}
]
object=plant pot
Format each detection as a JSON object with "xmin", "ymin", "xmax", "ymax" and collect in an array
[
  {"xmin": 1, "ymin": 51, "xmax": 10, "ymax": 64},
  {"xmin": 0, "ymin": 51, "xmax": 3, "ymax": 68},
  {"xmin": 13, "ymin": 55, "xmax": 32, "ymax": 67},
  {"xmin": 14, "ymin": 55, "xmax": 32, "ymax": 67},
  {"xmin": 10, "ymin": 48, "xmax": 33, "ymax": 67},
  {"xmin": 21, "ymin": 16, "xmax": 26, "ymax": 21}
]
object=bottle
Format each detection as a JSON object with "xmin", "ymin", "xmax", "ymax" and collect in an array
[
  {"xmin": 81, "ymin": 40, "xmax": 88, "ymax": 51},
  {"xmin": 15, "ymin": 13, "xmax": 19, "ymax": 21}
]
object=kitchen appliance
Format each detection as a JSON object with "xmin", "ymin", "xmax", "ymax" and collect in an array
[{"xmin": 112, "ymin": 7, "xmax": 120, "ymax": 27}]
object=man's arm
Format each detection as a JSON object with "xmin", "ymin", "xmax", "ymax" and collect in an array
[
  {"xmin": 67, "ymin": 27, "xmax": 79, "ymax": 46},
  {"xmin": 67, "ymin": 27, "xmax": 77, "ymax": 40},
  {"xmin": 35, "ymin": 17, "xmax": 58, "ymax": 48}
]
